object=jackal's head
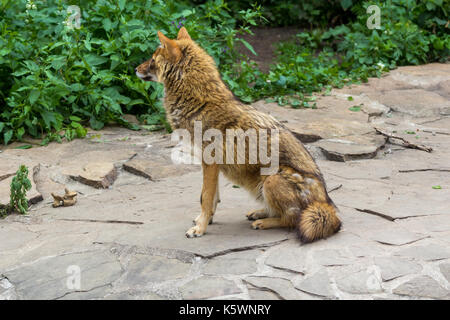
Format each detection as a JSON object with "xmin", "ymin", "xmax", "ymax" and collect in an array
[
  {"xmin": 135, "ymin": 27, "xmax": 192, "ymax": 82},
  {"xmin": 135, "ymin": 27, "xmax": 220, "ymax": 87}
]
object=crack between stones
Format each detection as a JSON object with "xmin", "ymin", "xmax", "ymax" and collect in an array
[
  {"xmin": 267, "ymin": 264, "xmax": 305, "ymax": 275},
  {"xmin": 327, "ymin": 184, "xmax": 343, "ymax": 193},
  {"xmin": 327, "ymin": 173, "xmax": 390, "ymax": 185},
  {"xmin": 0, "ymin": 173, "xmax": 15, "ymax": 182},
  {"xmin": 57, "ymin": 218, "xmax": 144, "ymax": 225},
  {"xmin": 93, "ymin": 242, "xmax": 197, "ymax": 264},
  {"xmin": 398, "ymin": 168, "xmax": 450, "ymax": 173},
  {"xmin": 353, "ymin": 207, "xmax": 440, "ymax": 222},
  {"xmin": 1, "ymin": 248, "xmax": 108, "ymax": 275},
  {"xmin": 54, "ymin": 283, "xmax": 113, "ymax": 300},
  {"xmin": 417, "ymin": 117, "xmax": 445, "ymax": 125},
  {"xmin": 374, "ymin": 235, "xmax": 430, "ymax": 246},
  {"xmin": 243, "ymin": 279, "xmax": 285, "ymax": 300},
  {"xmin": 355, "ymin": 208, "xmax": 395, "ymax": 221},
  {"xmin": 197, "ymin": 238, "xmax": 289, "ymax": 259}
]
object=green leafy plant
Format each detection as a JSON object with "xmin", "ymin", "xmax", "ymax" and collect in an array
[
  {"xmin": 0, "ymin": 0, "xmax": 264, "ymax": 144},
  {"xmin": 221, "ymin": 0, "xmax": 449, "ymax": 106},
  {"xmin": 5, "ymin": 165, "xmax": 32, "ymax": 215}
]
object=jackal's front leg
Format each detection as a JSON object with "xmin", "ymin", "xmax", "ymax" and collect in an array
[
  {"xmin": 193, "ymin": 175, "xmax": 220, "ymax": 226},
  {"xmin": 186, "ymin": 163, "xmax": 219, "ymax": 238}
]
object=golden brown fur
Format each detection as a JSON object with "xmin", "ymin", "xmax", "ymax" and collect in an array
[{"xmin": 136, "ymin": 27, "xmax": 341, "ymax": 243}]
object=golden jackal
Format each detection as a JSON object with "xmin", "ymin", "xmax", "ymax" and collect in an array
[{"xmin": 136, "ymin": 27, "xmax": 341, "ymax": 243}]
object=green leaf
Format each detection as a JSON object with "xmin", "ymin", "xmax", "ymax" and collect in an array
[
  {"xmin": 340, "ymin": 0, "xmax": 353, "ymax": 10},
  {"xmin": 118, "ymin": 0, "xmax": 126, "ymax": 10},
  {"xmin": 238, "ymin": 39, "xmax": 257, "ymax": 56},
  {"xmin": 85, "ymin": 54, "xmax": 108, "ymax": 66},
  {"xmin": 4, "ymin": 130, "xmax": 13, "ymax": 145},
  {"xmin": 69, "ymin": 116, "xmax": 82, "ymax": 122},
  {"xmin": 17, "ymin": 127, "xmax": 25, "ymax": 140},
  {"xmin": 15, "ymin": 145, "xmax": 32, "ymax": 149},
  {"xmin": 90, "ymin": 117, "xmax": 104, "ymax": 130},
  {"xmin": 102, "ymin": 18, "xmax": 112, "ymax": 31},
  {"xmin": 432, "ymin": 185, "xmax": 442, "ymax": 189},
  {"xmin": 41, "ymin": 111, "xmax": 57, "ymax": 129},
  {"xmin": 29, "ymin": 89, "xmax": 40, "ymax": 105},
  {"xmin": 348, "ymin": 106, "xmax": 361, "ymax": 112},
  {"xmin": 50, "ymin": 56, "xmax": 66, "ymax": 70}
]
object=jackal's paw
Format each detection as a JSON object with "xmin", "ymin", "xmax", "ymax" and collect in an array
[
  {"xmin": 193, "ymin": 215, "xmax": 213, "ymax": 226},
  {"xmin": 251, "ymin": 219, "xmax": 267, "ymax": 230},
  {"xmin": 185, "ymin": 225, "xmax": 205, "ymax": 238},
  {"xmin": 246, "ymin": 209, "xmax": 268, "ymax": 221}
]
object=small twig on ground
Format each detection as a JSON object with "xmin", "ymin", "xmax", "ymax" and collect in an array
[{"xmin": 374, "ymin": 127, "xmax": 433, "ymax": 153}]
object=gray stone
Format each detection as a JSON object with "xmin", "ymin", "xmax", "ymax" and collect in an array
[
  {"xmin": 247, "ymin": 288, "xmax": 281, "ymax": 300},
  {"xmin": 265, "ymin": 241, "xmax": 307, "ymax": 274},
  {"xmin": 313, "ymin": 249, "xmax": 354, "ymax": 266},
  {"xmin": 374, "ymin": 256, "xmax": 422, "ymax": 281},
  {"xmin": 289, "ymin": 120, "xmax": 373, "ymax": 143},
  {"xmin": 389, "ymin": 63, "xmax": 450, "ymax": 89},
  {"xmin": 314, "ymin": 138, "xmax": 380, "ymax": 162},
  {"xmin": 123, "ymin": 157, "xmax": 199, "ymax": 180},
  {"xmin": 3, "ymin": 250, "xmax": 122, "ymax": 300},
  {"xmin": 122, "ymin": 254, "xmax": 191, "ymax": 285},
  {"xmin": 70, "ymin": 162, "xmax": 117, "ymax": 189},
  {"xmin": 369, "ymin": 228, "xmax": 427, "ymax": 246},
  {"xmin": 0, "ymin": 226, "xmax": 38, "ymax": 252},
  {"xmin": 245, "ymin": 276, "xmax": 314, "ymax": 300},
  {"xmin": 395, "ymin": 215, "xmax": 450, "ymax": 234},
  {"xmin": 393, "ymin": 276, "xmax": 449, "ymax": 299},
  {"xmin": 361, "ymin": 190, "xmax": 449, "ymax": 220},
  {"xmin": 294, "ymin": 269, "xmax": 334, "ymax": 298},
  {"xmin": 373, "ymin": 89, "xmax": 450, "ymax": 118},
  {"xmin": 203, "ymin": 250, "xmax": 260, "ymax": 275},
  {"xmin": 104, "ymin": 290, "xmax": 163, "ymax": 300},
  {"xmin": 439, "ymin": 263, "xmax": 450, "ymax": 282},
  {"xmin": 0, "ymin": 277, "xmax": 16, "ymax": 300},
  {"xmin": 362, "ymin": 101, "xmax": 390, "ymax": 117},
  {"xmin": 58, "ymin": 148, "xmax": 137, "ymax": 189},
  {"xmin": 58, "ymin": 285, "xmax": 112, "ymax": 300},
  {"xmin": 394, "ymin": 244, "xmax": 450, "ymax": 261},
  {"xmin": 336, "ymin": 269, "xmax": 383, "ymax": 294},
  {"xmin": 179, "ymin": 276, "xmax": 241, "ymax": 299}
]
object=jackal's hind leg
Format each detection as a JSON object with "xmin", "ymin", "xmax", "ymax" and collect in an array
[
  {"xmin": 246, "ymin": 208, "xmax": 269, "ymax": 220},
  {"xmin": 251, "ymin": 218, "xmax": 288, "ymax": 230}
]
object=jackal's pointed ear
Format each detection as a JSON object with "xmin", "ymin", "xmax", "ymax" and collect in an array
[
  {"xmin": 157, "ymin": 31, "xmax": 181, "ymax": 62},
  {"xmin": 177, "ymin": 27, "xmax": 191, "ymax": 40}
]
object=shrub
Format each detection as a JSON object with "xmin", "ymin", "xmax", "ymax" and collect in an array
[
  {"xmin": 0, "ymin": 0, "xmax": 262, "ymax": 144},
  {"xmin": 0, "ymin": 165, "xmax": 32, "ymax": 216},
  {"xmin": 222, "ymin": 0, "xmax": 449, "ymax": 105}
]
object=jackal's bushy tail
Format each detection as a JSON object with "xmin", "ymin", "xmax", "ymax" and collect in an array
[{"xmin": 297, "ymin": 202, "xmax": 341, "ymax": 243}]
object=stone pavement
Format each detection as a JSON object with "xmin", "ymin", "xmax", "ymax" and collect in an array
[{"xmin": 0, "ymin": 63, "xmax": 449, "ymax": 300}]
